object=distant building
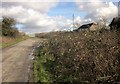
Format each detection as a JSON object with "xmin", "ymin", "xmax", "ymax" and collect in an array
[
  {"xmin": 74, "ymin": 22, "xmax": 98, "ymax": 31},
  {"xmin": 109, "ymin": 1, "xmax": 120, "ymax": 31},
  {"xmin": 109, "ymin": 16, "xmax": 120, "ymax": 30}
]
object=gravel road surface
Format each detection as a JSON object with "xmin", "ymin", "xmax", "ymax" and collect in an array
[{"xmin": 2, "ymin": 38, "xmax": 41, "ymax": 82}]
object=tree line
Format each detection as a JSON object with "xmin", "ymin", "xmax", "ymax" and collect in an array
[{"xmin": 1, "ymin": 17, "xmax": 25, "ymax": 37}]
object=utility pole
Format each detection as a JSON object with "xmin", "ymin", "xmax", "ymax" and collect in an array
[{"xmin": 73, "ymin": 14, "xmax": 75, "ymax": 28}]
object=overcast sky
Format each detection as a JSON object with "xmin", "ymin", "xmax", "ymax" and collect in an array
[{"xmin": 1, "ymin": 0, "xmax": 119, "ymax": 34}]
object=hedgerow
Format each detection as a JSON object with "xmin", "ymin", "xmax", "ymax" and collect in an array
[{"xmin": 34, "ymin": 29, "xmax": 120, "ymax": 83}]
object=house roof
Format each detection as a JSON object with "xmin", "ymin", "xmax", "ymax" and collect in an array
[
  {"xmin": 76, "ymin": 22, "xmax": 96, "ymax": 30},
  {"xmin": 109, "ymin": 16, "xmax": 120, "ymax": 29},
  {"xmin": 79, "ymin": 23, "xmax": 93, "ymax": 29},
  {"xmin": 109, "ymin": 16, "xmax": 120, "ymax": 26}
]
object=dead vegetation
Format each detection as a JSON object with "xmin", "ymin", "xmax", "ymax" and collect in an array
[{"xmin": 34, "ymin": 29, "xmax": 120, "ymax": 83}]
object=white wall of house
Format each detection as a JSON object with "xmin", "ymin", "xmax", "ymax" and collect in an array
[{"xmin": 89, "ymin": 24, "xmax": 99, "ymax": 31}]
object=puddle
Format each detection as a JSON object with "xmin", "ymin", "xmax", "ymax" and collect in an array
[{"xmin": 27, "ymin": 43, "xmax": 41, "ymax": 82}]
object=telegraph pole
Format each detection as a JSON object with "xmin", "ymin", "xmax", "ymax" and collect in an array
[{"xmin": 73, "ymin": 14, "xmax": 75, "ymax": 28}]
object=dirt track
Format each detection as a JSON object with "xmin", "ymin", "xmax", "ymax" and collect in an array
[{"xmin": 2, "ymin": 38, "xmax": 41, "ymax": 82}]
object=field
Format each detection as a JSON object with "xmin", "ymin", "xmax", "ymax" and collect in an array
[
  {"xmin": 34, "ymin": 29, "xmax": 120, "ymax": 83},
  {"xmin": 0, "ymin": 36, "xmax": 29, "ymax": 48}
]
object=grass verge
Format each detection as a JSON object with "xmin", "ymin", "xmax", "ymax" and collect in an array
[{"xmin": 0, "ymin": 36, "xmax": 29, "ymax": 48}]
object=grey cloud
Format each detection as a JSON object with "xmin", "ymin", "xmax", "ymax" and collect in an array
[
  {"xmin": 2, "ymin": 2, "xmax": 58, "ymax": 13},
  {"xmin": 75, "ymin": 0, "xmax": 118, "ymax": 24}
]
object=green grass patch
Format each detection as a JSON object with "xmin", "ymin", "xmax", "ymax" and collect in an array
[{"xmin": 34, "ymin": 47, "xmax": 53, "ymax": 82}]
